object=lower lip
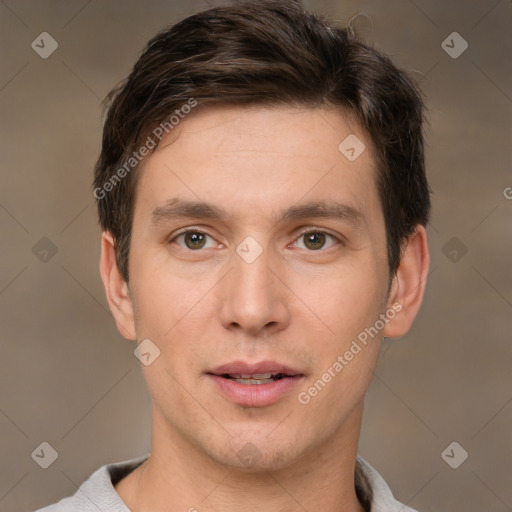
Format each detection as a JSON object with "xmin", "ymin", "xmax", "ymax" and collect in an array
[{"xmin": 207, "ymin": 374, "xmax": 303, "ymax": 407}]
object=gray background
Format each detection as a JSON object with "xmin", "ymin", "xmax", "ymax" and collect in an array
[{"xmin": 1, "ymin": 1, "xmax": 511, "ymax": 511}]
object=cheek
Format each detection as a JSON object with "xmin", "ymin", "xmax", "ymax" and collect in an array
[
  {"xmin": 299, "ymin": 287, "xmax": 384, "ymax": 421},
  {"xmin": 130, "ymin": 254, "xmax": 200, "ymax": 335},
  {"xmin": 130, "ymin": 264, "xmax": 217, "ymax": 380},
  {"xmin": 306, "ymin": 261, "xmax": 386, "ymax": 341},
  {"xmin": 299, "ymin": 261, "xmax": 386, "ymax": 407}
]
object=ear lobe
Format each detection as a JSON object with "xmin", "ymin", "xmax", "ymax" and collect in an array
[
  {"xmin": 99, "ymin": 231, "xmax": 137, "ymax": 340},
  {"xmin": 383, "ymin": 225, "xmax": 430, "ymax": 339}
]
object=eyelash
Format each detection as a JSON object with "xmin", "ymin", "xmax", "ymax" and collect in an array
[{"xmin": 168, "ymin": 227, "xmax": 341, "ymax": 252}]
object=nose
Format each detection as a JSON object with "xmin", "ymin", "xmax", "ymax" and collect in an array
[{"xmin": 218, "ymin": 240, "xmax": 291, "ymax": 337}]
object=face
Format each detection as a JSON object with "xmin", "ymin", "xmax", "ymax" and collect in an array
[{"xmin": 124, "ymin": 105, "xmax": 395, "ymax": 471}]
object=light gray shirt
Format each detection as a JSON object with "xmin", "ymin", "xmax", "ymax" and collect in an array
[{"xmin": 35, "ymin": 454, "xmax": 418, "ymax": 512}]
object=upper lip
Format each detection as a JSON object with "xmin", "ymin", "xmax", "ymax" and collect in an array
[{"xmin": 208, "ymin": 360, "xmax": 302, "ymax": 377}]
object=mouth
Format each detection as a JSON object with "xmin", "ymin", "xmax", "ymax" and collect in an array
[
  {"xmin": 216, "ymin": 372, "xmax": 293, "ymax": 385},
  {"xmin": 206, "ymin": 361, "xmax": 304, "ymax": 407}
]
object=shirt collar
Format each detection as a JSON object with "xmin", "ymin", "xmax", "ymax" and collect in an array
[{"xmin": 89, "ymin": 453, "xmax": 417, "ymax": 512}]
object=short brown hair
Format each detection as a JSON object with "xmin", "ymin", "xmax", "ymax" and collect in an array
[{"xmin": 93, "ymin": 0, "xmax": 431, "ymax": 283}]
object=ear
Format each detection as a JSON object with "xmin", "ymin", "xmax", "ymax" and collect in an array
[
  {"xmin": 383, "ymin": 225, "xmax": 429, "ymax": 338},
  {"xmin": 99, "ymin": 231, "xmax": 137, "ymax": 340}
]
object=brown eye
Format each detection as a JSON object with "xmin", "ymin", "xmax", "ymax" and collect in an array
[
  {"xmin": 294, "ymin": 231, "xmax": 338, "ymax": 251},
  {"xmin": 171, "ymin": 230, "xmax": 217, "ymax": 250},
  {"xmin": 184, "ymin": 232, "xmax": 207, "ymax": 250},
  {"xmin": 303, "ymin": 232, "xmax": 326, "ymax": 250}
]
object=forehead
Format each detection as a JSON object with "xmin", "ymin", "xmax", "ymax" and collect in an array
[{"xmin": 134, "ymin": 105, "xmax": 382, "ymax": 230}]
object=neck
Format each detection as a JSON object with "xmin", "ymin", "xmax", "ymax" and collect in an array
[{"xmin": 117, "ymin": 403, "xmax": 366, "ymax": 512}]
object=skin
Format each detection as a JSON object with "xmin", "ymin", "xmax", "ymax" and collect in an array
[{"xmin": 100, "ymin": 105, "xmax": 430, "ymax": 512}]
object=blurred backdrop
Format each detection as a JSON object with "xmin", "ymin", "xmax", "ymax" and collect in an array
[{"xmin": 0, "ymin": 1, "xmax": 511, "ymax": 511}]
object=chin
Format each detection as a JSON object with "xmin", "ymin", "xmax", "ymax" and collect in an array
[{"xmin": 204, "ymin": 429, "xmax": 310, "ymax": 473}]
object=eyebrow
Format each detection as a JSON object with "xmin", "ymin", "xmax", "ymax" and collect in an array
[{"xmin": 151, "ymin": 197, "xmax": 365, "ymax": 228}]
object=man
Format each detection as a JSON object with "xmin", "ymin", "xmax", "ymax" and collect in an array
[{"xmin": 37, "ymin": 0, "xmax": 430, "ymax": 510}]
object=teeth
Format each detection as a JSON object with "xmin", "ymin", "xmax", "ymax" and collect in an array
[
  {"xmin": 230, "ymin": 373, "xmax": 273, "ymax": 379},
  {"xmin": 218, "ymin": 372, "xmax": 291, "ymax": 384},
  {"xmin": 233, "ymin": 378, "xmax": 274, "ymax": 385},
  {"xmin": 252, "ymin": 373, "xmax": 273, "ymax": 379}
]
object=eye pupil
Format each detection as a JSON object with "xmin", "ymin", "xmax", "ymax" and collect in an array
[
  {"xmin": 304, "ymin": 232, "xmax": 325, "ymax": 250},
  {"xmin": 185, "ymin": 232, "xmax": 206, "ymax": 249}
]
